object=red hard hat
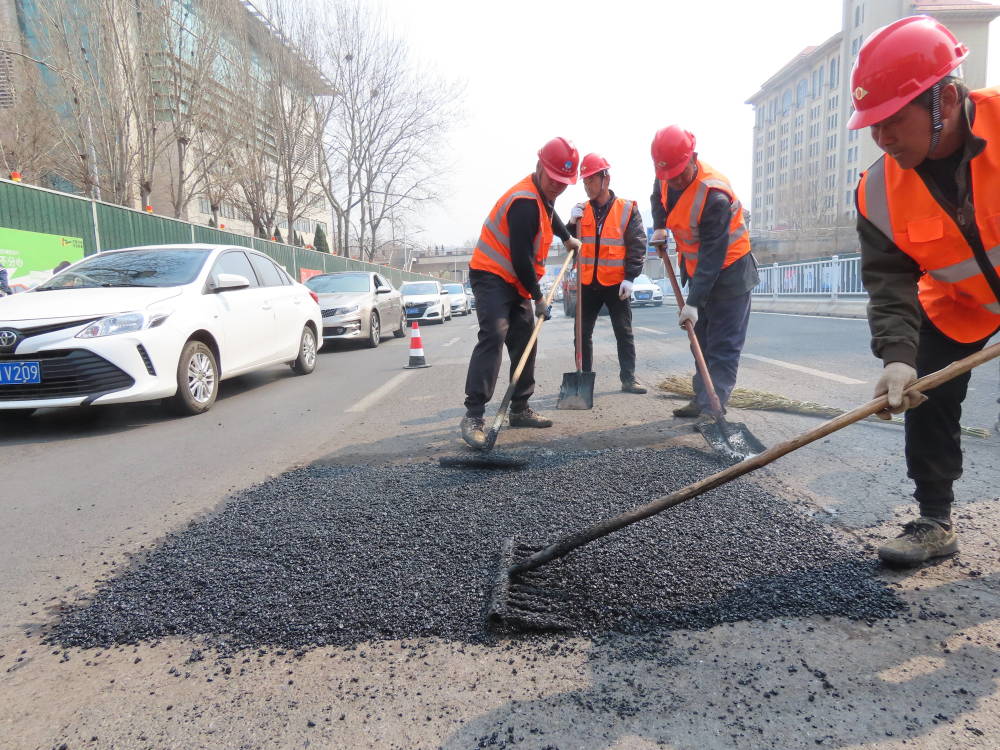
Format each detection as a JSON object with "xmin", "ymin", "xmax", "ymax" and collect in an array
[
  {"xmin": 538, "ymin": 137, "xmax": 579, "ymax": 185},
  {"xmin": 847, "ymin": 15, "xmax": 968, "ymax": 130},
  {"xmin": 651, "ymin": 126, "xmax": 696, "ymax": 180},
  {"xmin": 579, "ymin": 153, "xmax": 611, "ymax": 179}
]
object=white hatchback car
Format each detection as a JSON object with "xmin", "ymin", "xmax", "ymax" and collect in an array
[
  {"xmin": 0, "ymin": 244, "xmax": 322, "ymax": 418},
  {"xmin": 400, "ymin": 280, "xmax": 451, "ymax": 324}
]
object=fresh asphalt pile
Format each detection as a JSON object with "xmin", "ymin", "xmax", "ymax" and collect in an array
[{"xmin": 48, "ymin": 447, "xmax": 904, "ymax": 652}]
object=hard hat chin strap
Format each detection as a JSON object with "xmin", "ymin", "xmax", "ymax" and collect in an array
[{"xmin": 929, "ymin": 82, "xmax": 944, "ymax": 157}]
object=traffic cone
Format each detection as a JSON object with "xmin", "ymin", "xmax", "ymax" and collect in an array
[{"xmin": 404, "ymin": 321, "xmax": 431, "ymax": 369}]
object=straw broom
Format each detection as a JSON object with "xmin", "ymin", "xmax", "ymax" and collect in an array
[{"xmin": 657, "ymin": 374, "xmax": 993, "ymax": 439}]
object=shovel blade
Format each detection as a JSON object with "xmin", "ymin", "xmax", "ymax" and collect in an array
[
  {"xmin": 696, "ymin": 419, "xmax": 767, "ymax": 462},
  {"xmin": 556, "ymin": 371, "xmax": 596, "ymax": 410}
]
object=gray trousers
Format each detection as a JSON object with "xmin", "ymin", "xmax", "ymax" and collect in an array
[{"xmin": 690, "ymin": 291, "xmax": 752, "ymax": 411}]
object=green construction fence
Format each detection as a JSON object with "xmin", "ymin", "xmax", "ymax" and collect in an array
[{"xmin": 0, "ymin": 178, "xmax": 439, "ymax": 286}]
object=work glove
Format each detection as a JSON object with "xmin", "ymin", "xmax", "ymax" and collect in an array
[
  {"xmin": 569, "ymin": 202, "xmax": 587, "ymax": 223},
  {"xmin": 677, "ymin": 304, "xmax": 698, "ymax": 328},
  {"xmin": 874, "ymin": 362, "xmax": 925, "ymax": 419},
  {"xmin": 533, "ymin": 297, "xmax": 552, "ymax": 321},
  {"xmin": 618, "ymin": 279, "xmax": 634, "ymax": 300}
]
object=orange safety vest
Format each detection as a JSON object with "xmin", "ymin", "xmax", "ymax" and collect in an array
[
  {"xmin": 470, "ymin": 175, "xmax": 553, "ymax": 299},
  {"xmin": 857, "ymin": 87, "xmax": 1000, "ymax": 344},
  {"xmin": 578, "ymin": 197, "xmax": 636, "ymax": 286},
  {"xmin": 660, "ymin": 160, "xmax": 751, "ymax": 278}
]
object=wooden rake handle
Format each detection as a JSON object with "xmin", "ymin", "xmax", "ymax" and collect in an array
[
  {"xmin": 489, "ymin": 248, "xmax": 577, "ymax": 435},
  {"xmin": 511, "ymin": 339, "xmax": 1000, "ymax": 574},
  {"xmin": 654, "ymin": 239, "xmax": 725, "ymax": 417}
]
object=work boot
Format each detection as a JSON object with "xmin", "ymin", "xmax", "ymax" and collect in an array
[
  {"xmin": 621, "ymin": 379, "xmax": 648, "ymax": 394},
  {"xmin": 460, "ymin": 416, "xmax": 487, "ymax": 449},
  {"xmin": 878, "ymin": 517, "xmax": 958, "ymax": 568},
  {"xmin": 509, "ymin": 407, "xmax": 553, "ymax": 428},
  {"xmin": 672, "ymin": 400, "xmax": 701, "ymax": 418}
]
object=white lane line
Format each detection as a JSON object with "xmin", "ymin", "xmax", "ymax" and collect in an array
[
  {"xmin": 751, "ymin": 311, "xmax": 867, "ymax": 322},
  {"xmin": 636, "ymin": 326, "xmax": 669, "ymax": 335},
  {"xmin": 742, "ymin": 353, "xmax": 866, "ymax": 384},
  {"xmin": 442, "ymin": 337, "xmax": 461, "ymax": 347},
  {"xmin": 468, "ymin": 323, "xmax": 479, "ymax": 330},
  {"xmin": 346, "ymin": 371, "xmax": 415, "ymax": 413}
]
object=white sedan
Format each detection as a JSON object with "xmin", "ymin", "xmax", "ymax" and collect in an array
[
  {"xmin": 0, "ymin": 244, "xmax": 322, "ymax": 418},
  {"xmin": 630, "ymin": 274, "xmax": 664, "ymax": 307}
]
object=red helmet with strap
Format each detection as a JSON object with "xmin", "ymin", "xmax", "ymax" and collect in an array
[
  {"xmin": 579, "ymin": 153, "xmax": 611, "ymax": 179},
  {"xmin": 847, "ymin": 15, "xmax": 968, "ymax": 130},
  {"xmin": 651, "ymin": 126, "xmax": 696, "ymax": 180},
  {"xmin": 537, "ymin": 137, "xmax": 579, "ymax": 184}
]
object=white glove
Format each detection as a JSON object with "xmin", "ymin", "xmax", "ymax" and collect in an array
[
  {"xmin": 618, "ymin": 279, "xmax": 634, "ymax": 300},
  {"xmin": 874, "ymin": 362, "xmax": 926, "ymax": 419},
  {"xmin": 678, "ymin": 304, "xmax": 698, "ymax": 328},
  {"xmin": 564, "ymin": 237, "xmax": 582, "ymax": 253},
  {"xmin": 569, "ymin": 202, "xmax": 586, "ymax": 222}
]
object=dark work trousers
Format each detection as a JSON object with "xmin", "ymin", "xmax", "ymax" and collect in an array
[
  {"xmin": 463, "ymin": 271, "xmax": 536, "ymax": 418},
  {"xmin": 690, "ymin": 291, "xmax": 752, "ymax": 412},
  {"xmin": 906, "ymin": 317, "xmax": 992, "ymax": 520},
  {"xmin": 576, "ymin": 282, "xmax": 637, "ymax": 383}
]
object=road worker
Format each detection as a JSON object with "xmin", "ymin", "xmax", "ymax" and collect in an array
[
  {"xmin": 851, "ymin": 16, "xmax": 1000, "ymax": 566},
  {"xmin": 649, "ymin": 126, "xmax": 759, "ymax": 418},
  {"xmin": 460, "ymin": 137, "xmax": 583, "ymax": 449},
  {"xmin": 567, "ymin": 153, "xmax": 648, "ymax": 394}
]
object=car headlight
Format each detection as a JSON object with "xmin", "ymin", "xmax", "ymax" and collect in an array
[
  {"xmin": 332, "ymin": 305, "xmax": 360, "ymax": 316},
  {"xmin": 76, "ymin": 311, "xmax": 171, "ymax": 339}
]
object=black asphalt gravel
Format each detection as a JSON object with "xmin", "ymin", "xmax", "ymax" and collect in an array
[{"xmin": 48, "ymin": 447, "xmax": 903, "ymax": 652}]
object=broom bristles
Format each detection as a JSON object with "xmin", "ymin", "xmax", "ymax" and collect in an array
[{"xmin": 657, "ymin": 374, "xmax": 992, "ymax": 439}]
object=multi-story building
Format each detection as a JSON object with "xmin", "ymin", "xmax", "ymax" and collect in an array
[
  {"xmin": 0, "ymin": 0, "xmax": 332, "ymax": 247},
  {"xmin": 746, "ymin": 0, "xmax": 1000, "ymax": 262}
]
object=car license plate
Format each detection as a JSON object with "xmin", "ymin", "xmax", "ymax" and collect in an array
[
  {"xmin": 636, "ymin": 292, "xmax": 651, "ymax": 300},
  {"xmin": 0, "ymin": 361, "xmax": 41, "ymax": 384}
]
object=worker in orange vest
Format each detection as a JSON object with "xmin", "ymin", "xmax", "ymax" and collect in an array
[
  {"xmin": 567, "ymin": 153, "xmax": 648, "ymax": 393},
  {"xmin": 649, "ymin": 127, "xmax": 759, "ymax": 419},
  {"xmin": 852, "ymin": 16, "xmax": 1000, "ymax": 567},
  {"xmin": 460, "ymin": 137, "xmax": 583, "ymax": 449}
]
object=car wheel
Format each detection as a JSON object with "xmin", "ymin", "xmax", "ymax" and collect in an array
[
  {"xmin": 393, "ymin": 310, "xmax": 406, "ymax": 338},
  {"xmin": 167, "ymin": 340, "xmax": 218, "ymax": 416},
  {"xmin": 367, "ymin": 311, "xmax": 381, "ymax": 348},
  {"xmin": 291, "ymin": 325, "xmax": 318, "ymax": 374},
  {"xmin": 655, "ymin": 301, "xmax": 663, "ymax": 307}
]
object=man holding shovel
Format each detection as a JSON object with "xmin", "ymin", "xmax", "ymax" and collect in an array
[
  {"xmin": 567, "ymin": 153, "xmax": 649, "ymax": 395},
  {"xmin": 649, "ymin": 126, "xmax": 759, "ymax": 419},
  {"xmin": 459, "ymin": 137, "xmax": 583, "ymax": 449},
  {"xmin": 851, "ymin": 16, "xmax": 1000, "ymax": 567}
]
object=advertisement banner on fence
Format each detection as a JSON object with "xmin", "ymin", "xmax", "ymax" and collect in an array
[
  {"xmin": 299, "ymin": 268, "xmax": 324, "ymax": 283},
  {"xmin": 0, "ymin": 227, "xmax": 85, "ymax": 292}
]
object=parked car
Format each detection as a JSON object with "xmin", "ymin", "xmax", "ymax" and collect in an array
[
  {"xmin": 443, "ymin": 283, "xmax": 471, "ymax": 316},
  {"xmin": 306, "ymin": 271, "xmax": 405, "ymax": 349},
  {"xmin": 464, "ymin": 284, "xmax": 475, "ymax": 310},
  {"xmin": 630, "ymin": 274, "xmax": 664, "ymax": 307},
  {"xmin": 400, "ymin": 280, "xmax": 451, "ymax": 324},
  {"xmin": 0, "ymin": 244, "xmax": 321, "ymax": 419}
]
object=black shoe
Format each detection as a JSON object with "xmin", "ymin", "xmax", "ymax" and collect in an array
[
  {"xmin": 672, "ymin": 401, "xmax": 701, "ymax": 418},
  {"xmin": 460, "ymin": 416, "xmax": 487, "ymax": 449},
  {"xmin": 621, "ymin": 379, "xmax": 647, "ymax": 394},
  {"xmin": 509, "ymin": 407, "xmax": 553, "ymax": 428}
]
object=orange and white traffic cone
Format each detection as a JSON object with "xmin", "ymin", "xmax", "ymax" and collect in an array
[{"xmin": 404, "ymin": 321, "xmax": 431, "ymax": 369}]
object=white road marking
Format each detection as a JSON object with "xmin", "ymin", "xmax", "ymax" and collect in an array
[
  {"xmin": 346, "ymin": 371, "xmax": 415, "ymax": 413},
  {"xmin": 468, "ymin": 323, "xmax": 479, "ymax": 330},
  {"xmin": 750, "ymin": 311, "xmax": 867, "ymax": 322},
  {"xmin": 442, "ymin": 337, "xmax": 461, "ymax": 347},
  {"xmin": 636, "ymin": 326, "xmax": 669, "ymax": 335},
  {"xmin": 742, "ymin": 353, "xmax": 866, "ymax": 384}
]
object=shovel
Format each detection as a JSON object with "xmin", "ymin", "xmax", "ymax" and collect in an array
[
  {"xmin": 557, "ymin": 256, "xmax": 595, "ymax": 409},
  {"xmin": 653, "ymin": 240, "xmax": 765, "ymax": 462}
]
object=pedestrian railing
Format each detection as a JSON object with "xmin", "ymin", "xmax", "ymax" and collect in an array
[{"xmin": 752, "ymin": 254, "xmax": 866, "ymax": 299}]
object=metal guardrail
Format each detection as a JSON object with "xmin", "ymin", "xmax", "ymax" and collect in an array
[{"xmin": 753, "ymin": 254, "xmax": 866, "ymax": 299}]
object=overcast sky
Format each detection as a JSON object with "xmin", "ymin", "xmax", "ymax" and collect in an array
[{"xmin": 365, "ymin": 0, "xmax": 1000, "ymax": 247}]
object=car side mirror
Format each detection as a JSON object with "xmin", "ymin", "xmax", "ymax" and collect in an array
[
  {"xmin": 211, "ymin": 273, "xmax": 250, "ymax": 292},
  {"xmin": 376, "ymin": 287, "xmax": 391, "ymax": 294},
  {"xmin": 441, "ymin": 289, "xmax": 449, "ymax": 294}
]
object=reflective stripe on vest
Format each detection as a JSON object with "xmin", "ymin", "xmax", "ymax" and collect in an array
[
  {"xmin": 579, "ymin": 197, "xmax": 634, "ymax": 285},
  {"xmin": 470, "ymin": 176, "xmax": 552, "ymax": 298},
  {"xmin": 857, "ymin": 88, "xmax": 1000, "ymax": 343},
  {"xmin": 661, "ymin": 161, "xmax": 751, "ymax": 277}
]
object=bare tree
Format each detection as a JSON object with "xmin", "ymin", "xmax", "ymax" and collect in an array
[
  {"xmin": 0, "ymin": 58, "xmax": 62, "ymax": 180},
  {"xmin": 321, "ymin": 1, "xmax": 462, "ymax": 261}
]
